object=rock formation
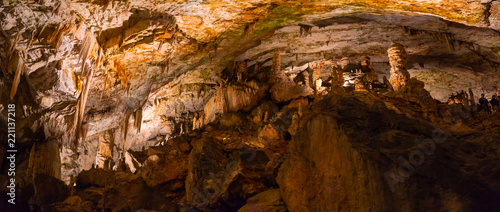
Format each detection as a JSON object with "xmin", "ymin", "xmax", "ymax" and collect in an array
[
  {"xmin": 203, "ymin": 81, "xmax": 268, "ymax": 124},
  {"xmin": 388, "ymin": 43, "xmax": 411, "ymax": 91},
  {"xmin": 330, "ymin": 63, "xmax": 345, "ymax": 93}
]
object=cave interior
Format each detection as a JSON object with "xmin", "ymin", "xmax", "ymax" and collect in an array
[{"xmin": 1, "ymin": 0, "xmax": 500, "ymax": 211}]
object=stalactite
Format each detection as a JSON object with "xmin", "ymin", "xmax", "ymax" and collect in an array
[
  {"xmin": 402, "ymin": 26, "xmax": 460, "ymax": 52},
  {"xmin": 78, "ymin": 30, "xmax": 99, "ymax": 76},
  {"xmin": 81, "ymin": 123, "xmax": 89, "ymax": 143},
  {"xmin": 8, "ymin": 31, "xmax": 22, "ymax": 60},
  {"xmin": 403, "ymin": 26, "xmax": 498, "ymax": 69},
  {"xmin": 26, "ymin": 30, "xmax": 36, "ymax": 49},
  {"xmin": 73, "ymin": 31, "xmax": 99, "ymax": 150},
  {"xmin": 244, "ymin": 22, "xmax": 255, "ymax": 38},
  {"xmin": 100, "ymin": 68, "xmax": 108, "ymax": 100},
  {"xmin": 10, "ymin": 52, "xmax": 25, "ymax": 100},
  {"xmin": 123, "ymin": 111, "xmax": 131, "ymax": 143},
  {"xmin": 134, "ymin": 107, "xmax": 143, "ymax": 133},
  {"xmin": 299, "ymin": 24, "xmax": 313, "ymax": 36},
  {"xmin": 36, "ymin": 21, "xmax": 48, "ymax": 40},
  {"xmin": 114, "ymin": 60, "xmax": 130, "ymax": 92},
  {"xmin": 46, "ymin": 23, "xmax": 75, "ymax": 50},
  {"xmin": 161, "ymin": 63, "xmax": 166, "ymax": 74},
  {"xmin": 158, "ymin": 40, "xmax": 164, "ymax": 52}
]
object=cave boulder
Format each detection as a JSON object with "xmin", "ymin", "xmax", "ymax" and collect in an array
[
  {"xmin": 270, "ymin": 70, "xmax": 313, "ymax": 103},
  {"xmin": 100, "ymin": 172, "xmax": 177, "ymax": 211},
  {"xmin": 34, "ymin": 174, "xmax": 70, "ymax": 207}
]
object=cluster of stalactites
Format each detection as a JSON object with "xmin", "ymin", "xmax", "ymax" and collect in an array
[{"xmin": 72, "ymin": 30, "xmax": 101, "ymax": 151}]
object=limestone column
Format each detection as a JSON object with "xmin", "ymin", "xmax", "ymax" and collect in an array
[
  {"xmin": 387, "ymin": 43, "xmax": 410, "ymax": 91},
  {"xmin": 27, "ymin": 139, "xmax": 61, "ymax": 180},
  {"xmin": 96, "ymin": 131, "xmax": 114, "ymax": 170}
]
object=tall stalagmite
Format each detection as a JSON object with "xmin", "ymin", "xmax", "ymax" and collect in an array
[{"xmin": 388, "ymin": 43, "xmax": 410, "ymax": 91}]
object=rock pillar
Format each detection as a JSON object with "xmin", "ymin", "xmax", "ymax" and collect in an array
[{"xmin": 388, "ymin": 43, "xmax": 410, "ymax": 91}]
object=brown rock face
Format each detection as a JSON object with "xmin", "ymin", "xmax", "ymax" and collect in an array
[
  {"xmin": 388, "ymin": 43, "xmax": 411, "ymax": 91},
  {"xmin": 277, "ymin": 103, "xmax": 388, "ymax": 212},
  {"xmin": 28, "ymin": 139, "xmax": 62, "ymax": 180},
  {"xmin": 185, "ymin": 138, "xmax": 236, "ymax": 208},
  {"xmin": 270, "ymin": 70, "xmax": 314, "ymax": 103},
  {"xmin": 237, "ymin": 189, "xmax": 287, "ymax": 212},
  {"xmin": 277, "ymin": 95, "xmax": 500, "ymax": 211},
  {"xmin": 137, "ymin": 152, "xmax": 188, "ymax": 188}
]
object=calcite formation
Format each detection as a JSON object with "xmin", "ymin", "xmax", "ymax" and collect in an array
[
  {"xmin": 330, "ymin": 63, "xmax": 344, "ymax": 93},
  {"xmin": 388, "ymin": 43, "xmax": 411, "ymax": 92}
]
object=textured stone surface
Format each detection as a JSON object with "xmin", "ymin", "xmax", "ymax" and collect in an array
[
  {"xmin": 278, "ymin": 94, "xmax": 500, "ymax": 211},
  {"xmin": 238, "ymin": 189, "xmax": 287, "ymax": 212},
  {"xmin": 388, "ymin": 43, "xmax": 411, "ymax": 91}
]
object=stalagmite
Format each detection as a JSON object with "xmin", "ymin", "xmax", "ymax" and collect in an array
[
  {"xmin": 387, "ymin": 43, "xmax": 410, "ymax": 91},
  {"xmin": 330, "ymin": 63, "xmax": 344, "ymax": 93},
  {"xmin": 193, "ymin": 113, "xmax": 198, "ymax": 130},
  {"xmin": 272, "ymin": 51, "xmax": 281, "ymax": 74},
  {"xmin": 8, "ymin": 31, "xmax": 22, "ymax": 60},
  {"xmin": 312, "ymin": 68, "xmax": 321, "ymax": 91},
  {"xmin": 303, "ymin": 71, "xmax": 310, "ymax": 86}
]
